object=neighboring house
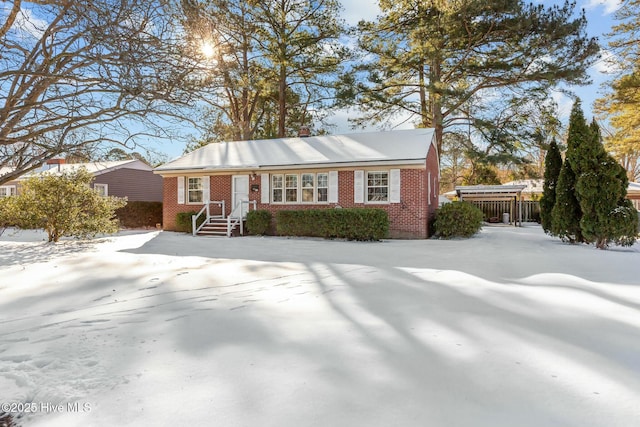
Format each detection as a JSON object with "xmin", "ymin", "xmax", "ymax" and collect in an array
[
  {"xmin": 0, "ymin": 159, "xmax": 163, "ymax": 202},
  {"xmin": 442, "ymin": 179, "xmax": 640, "ymax": 223},
  {"xmin": 508, "ymin": 178, "xmax": 640, "ymax": 209},
  {"xmin": 443, "ymin": 179, "xmax": 544, "ymax": 201},
  {"xmin": 628, "ymin": 182, "xmax": 640, "ymax": 211},
  {"xmin": 154, "ymin": 129, "xmax": 440, "ymax": 239},
  {"xmin": 502, "ymin": 179, "xmax": 544, "ymax": 200},
  {"xmin": 0, "ymin": 167, "xmax": 18, "ymax": 198}
]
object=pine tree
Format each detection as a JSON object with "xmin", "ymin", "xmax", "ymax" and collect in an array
[
  {"xmin": 575, "ymin": 121, "xmax": 638, "ymax": 249},
  {"xmin": 348, "ymin": 0, "xmax": 599, "ymax": 158},
  {"xmin": 551, "ymin": 100, "xmax": 589, "ymax": 243},
  {"xmin": 551, "ymin": 158, "xmax": 583, "ymax": 243},
  {"xmin": 540, "ymin": 139, "xmax": 562, "ymax": 234}
]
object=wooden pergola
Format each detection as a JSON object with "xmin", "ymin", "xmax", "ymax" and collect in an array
[{"xmin": 455, "ymin": 185, "xmax": 527, "ymax": 226}]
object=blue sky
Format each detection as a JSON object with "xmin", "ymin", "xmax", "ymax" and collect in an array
[
  {"xmin": 4, "ymin": 1, "xmax": 619, "ymax": 159},
  {"xmin": 338, "ymin": 0, "xmax": 622, "ymax": 120},
  {"xmin": 145, "ymin": 0, "xmax": 623, "ymax": 159}
]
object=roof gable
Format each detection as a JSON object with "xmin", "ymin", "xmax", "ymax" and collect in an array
[
  {"xmin": 156, "ymin": 129, "xmax": 436, "ymax": 173},
  {"xmin": 19, "ymin": 159, "xmax": 152, "ymax": 179}
]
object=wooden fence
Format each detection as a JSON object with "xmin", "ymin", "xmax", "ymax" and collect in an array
[{"xmin": 468, "ymin": 200, "xmax": 541, "ymax": 223}]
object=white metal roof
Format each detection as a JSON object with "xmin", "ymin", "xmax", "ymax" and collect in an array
[
  {"xmin": 628, "ymin": 182, "xmax": 640, "ymax": 195},
  {"xmin": 155, "ymin": 128, "xmax": 436, "ymax": 174},
  {"xmin": 456, "ymin": 185, "xmax": 527, "ymax": 199},
  {"xmin": 502, "ymin": 179, "xmax": 544, "ymax": 193}
]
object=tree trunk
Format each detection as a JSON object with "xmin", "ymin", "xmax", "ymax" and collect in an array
[
  {"xmin": 430, "ymin": 57, "xmax": 444, "ymax": 159},
  {"xmin": 278, "ymin": 65, "xmax": 287, "ymax": 138}
]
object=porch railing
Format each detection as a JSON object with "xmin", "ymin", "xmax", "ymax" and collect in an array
[
  {"xmin": 227, "ymin": 200, "xmax": 257, "ymax": 237},
  {"xmin": 192, "ymin": 200, "xmax": 225, "ymax": 236}
]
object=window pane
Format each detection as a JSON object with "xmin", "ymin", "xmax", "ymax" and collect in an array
[
  {"xmin": 187, "ymin": 177, "xmax": 203, "ymax": 203},
  {"xmin": 189, "ymin": 190, "xmax": 203, "ymax": 203},
  {"xmin": 302, "ymin": 188, "xmax": 314, "ymax": 202},
  {"xmin": 0, "ymin": 186, "xmax": 14, "ymax": 197},
  {"xmin": 316, "ymin": 173, "xmax": 328, "ymax": 203},
  {"xmin": 94, "ymin": 184, "xmax": 107, "ymax": 197},
  {"xmin": 302, "ymin": 174, "xmax": 314, "ymax": 188},
  {"xmin": 273, "ymin": 189, "xmax": 283, "ymax": 202},
  {"xmin": 285, "ymin": 174, "xmax": 298, "ymax": 202},
  {"xmin": 286, "ymin": 189, "xmax": 297, "ymax": 202},
  {"xmin": 272, "ymin": 175, "xmax": 283, "ymax": 189},
  {"xmin": 367, "ymin": 187, "xmax": 388, "ymax": 202},
  {"xmin": 188, "ymin": 177, "xmax": 202, "ymax": 190},
  {"xmin": 285, "ymin": 175, "xmax": 297, "ymax": 188},
  {"xmin": 367, "ymin": 172, "xmax": 388, "ymax": 202}
]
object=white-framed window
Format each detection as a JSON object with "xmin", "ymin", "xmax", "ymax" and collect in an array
[
  {"xmin": 302, "ymin": 173, "xmax": 315, "ymax": 202},
  {"xmin": 272, "ymin": 175, "xmax": 283, "ymax": 202},
  {"xmin": 367, "ymin": 171, "xmax": 389, "ymax": 203},
  {"xmin": 0, "ymin": 185, "xmax": 16, "ymax": 197},
  {"xmin": 270, "ymin": 173, "xmax": 331, "ymax": 204},
  {"xmin": 317, "ymin": 173, "xmax": 328, "ymax": 202},
  {"xmin": 187, "ymin": 177, "xmax": 203, "ymax": 203},
  {"xmin": 94, "ymin": 183, "xmax": 108, "ymax": 197},
  {"xmin": 285, "ymin": 174, "xmax": 298, "ymax": 202}
]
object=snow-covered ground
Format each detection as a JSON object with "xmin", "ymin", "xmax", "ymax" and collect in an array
[{"xmin": 1, "ymin": 225, "xmax": 639, "ymax": 427}]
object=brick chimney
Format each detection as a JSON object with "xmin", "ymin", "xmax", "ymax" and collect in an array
[
  {"xmin": 46, "ymin": 158, "xmax": 66, "ymax": 171},
  {"xmin": 298, "ymin": 125, "xmax": 311, "ymax": 137}
]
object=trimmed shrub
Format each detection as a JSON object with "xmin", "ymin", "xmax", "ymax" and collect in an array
[
  {"xmin": 115, "ymin": 201, "xmax": 162, "ymax": 228},
  {"xmin": 276, "ymin": 208, "xmax": 388, "ymax": 241},
  {"xmin": 434, "ymin": 201, "xmax": 483, "ymax": 239},
  {"xmin": 176, "ymin": 211, "xmax": 204, "ymax": 233},
  {"xmin": 1, "ymin": 168, "xmax": 126, "ymax": 242},
  {"xmin": 246, "ymin": 210, "xmax": 272, "ymax": 235}
]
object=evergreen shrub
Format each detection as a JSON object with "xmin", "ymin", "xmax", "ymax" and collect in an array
[
  {"xmin": 434, "ymin": 201, "xmax": 483, "ymax": 238},
  {"xmin": 246, "ymin": 210, "xmax": 272, "ymax": 235},
  {"xmin": 175, "ymin": 211, "xmax": 204, "ymax": 233},
  {"xmin": 0, "ymin": 168, "xmax": 126, "ymax": 242},
  {"xmin": 116, "ymin": 201, "xmax": 162, "ymax": 228},
  {"xmin": 276, "ymin": 208, "xmax": 388, "ymax": 240}
]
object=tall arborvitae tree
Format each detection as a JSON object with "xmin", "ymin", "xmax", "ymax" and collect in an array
[
  {"xmin": 575, "ymin": 121, "xmax": 638, "ymax": 249},
  {"xmin": 551, "ymin": 100, "xmax": 590, "ymax": 243},
  {"xmin": 346, "ymin": 0, "xmax": 599, "ymax": 157},
  {"xmin": 565, "ymin": 100, "xmax": 593, "ymax": 177},
  {"xmin": 540, "ymin": 139, "xmax": 562, "ymax": 234},
  {"xmin": 551, "ymin": 158, "xmax": 583, "ymax": 243}
]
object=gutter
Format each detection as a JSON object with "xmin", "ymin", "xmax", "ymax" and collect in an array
[{"xmin": 153, "ymin": 158, "xmax": 427, "ymax": 175}]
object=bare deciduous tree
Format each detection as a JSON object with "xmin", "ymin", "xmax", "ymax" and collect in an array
[{"xmin": 0, "ymin": 0, "xmax": 216, "ymax": 184}]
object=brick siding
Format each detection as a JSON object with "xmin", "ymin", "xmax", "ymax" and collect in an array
[{"xmin": 163, "ymin": 150, "xmax": 440, "ymax": 238}]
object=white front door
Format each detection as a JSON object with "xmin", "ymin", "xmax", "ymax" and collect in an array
[{"xmin": 232, "ymin": 175, "xmax": 250, "ymax": 218}]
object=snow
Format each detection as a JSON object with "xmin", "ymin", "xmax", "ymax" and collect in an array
[
  {"xmin": 154, "ymin": 128, "xmax": 436, "ymax": 173},
  {"xmin": 1, "ymin": 226, "xmax": 640, "ymax": 427}
]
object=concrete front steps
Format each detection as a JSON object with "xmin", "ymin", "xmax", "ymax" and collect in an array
[{"xmin": 196, "ymin": 218, "xmax": 244, "ymax": 237}]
